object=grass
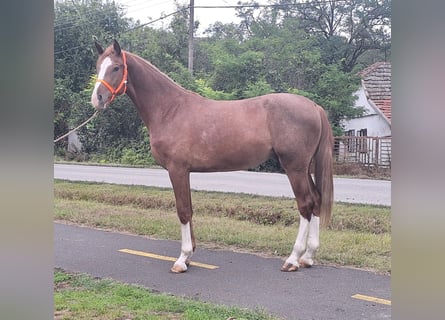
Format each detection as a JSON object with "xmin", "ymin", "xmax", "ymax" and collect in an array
[
  {"xmin": 54, "ymin": 180, "xmax": 391, "ymax": 273},
  {"xmin": 54, "ymin": 269, "xmax": 279, "ymax": 320}
]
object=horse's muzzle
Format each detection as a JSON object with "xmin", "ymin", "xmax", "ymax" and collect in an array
[{"xmin": 91, "ymin": 92, "xmax": 109, "ymax": 110}]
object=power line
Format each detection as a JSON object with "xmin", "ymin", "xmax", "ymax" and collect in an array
[{"xmin": 123, "ymin": 7, "xmax": 188, "ymax": 33}]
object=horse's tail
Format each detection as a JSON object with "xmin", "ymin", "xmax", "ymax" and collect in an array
[{"xmin": 314, "ymin": 106, "xmax": 334, "ymax": 228}]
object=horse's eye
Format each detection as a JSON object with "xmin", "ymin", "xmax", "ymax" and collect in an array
[{"xmin": 113, "ymin": 66, "xmax": 119, "ymax": 72}]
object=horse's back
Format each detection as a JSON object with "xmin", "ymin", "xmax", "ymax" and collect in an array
[
  {"xmin": 259, "ymin": 93, "xmax": 321, "ymax": 122},
  {"xmin": 205, "ymin": 92, "xmax": 324, "ymax": 154}
]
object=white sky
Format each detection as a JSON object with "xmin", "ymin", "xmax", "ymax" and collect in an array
[{"xmin": 116, "ymin": 0, "xmax": 269, "ymax": 34}]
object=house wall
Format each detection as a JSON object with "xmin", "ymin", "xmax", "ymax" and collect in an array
[{"xmin": 342, "ymin": 87, "xmax": 391, "ymax": 137}]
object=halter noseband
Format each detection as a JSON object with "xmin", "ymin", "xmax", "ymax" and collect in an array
[{"xmin": 96, "ymin": 51, "xmax": 128, "ymax": 104}]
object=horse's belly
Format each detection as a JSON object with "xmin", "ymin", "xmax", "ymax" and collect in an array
[{"xmin": 190, "ymin": 139, "xmax": 272, "ymax": 172}]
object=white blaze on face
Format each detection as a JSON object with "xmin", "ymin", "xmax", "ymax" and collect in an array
[{"xmin": 91, "ymin": 57, "xmax": 113, "ymax": 107}]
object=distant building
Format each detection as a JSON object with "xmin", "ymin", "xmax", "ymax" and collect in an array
[
  {"xmin": 337, "ymin": 62, "xmax": 391, "ymax": 168},
  {"xmin": 343, "ymin": 62, "xmax": 391, "ymax": 137}
]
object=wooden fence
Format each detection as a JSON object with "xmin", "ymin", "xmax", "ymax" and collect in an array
[{"xmin": 334, "ymin": 136, "xmax": 391, "ymax": 169}]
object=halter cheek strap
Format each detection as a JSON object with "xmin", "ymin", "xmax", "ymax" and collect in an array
[{"xmin": 96, "ymin": 51, "xmax": 128, "ymax": 104}]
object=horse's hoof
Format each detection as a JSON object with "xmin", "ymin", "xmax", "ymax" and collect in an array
[
  {"xmin": 170, "ymin": 262, "xmax": 187, "ymax": 273},
  {"xmin": 298, "ymin": 257, "xmax": 314, "ymax": 268},
  {"xmin": 280, "ymin": 262, "xmax": 299, "ymax": 272}
]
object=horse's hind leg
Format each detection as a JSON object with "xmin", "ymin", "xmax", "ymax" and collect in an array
[
  {"xmin": 281, "ymin": 170, "xmax": 321, "ymax": 272},
  {"xmin": 299, "ymin": 215, "xmax": 319, "ymax": 267},
  {"xmin": 281, "ymin": 213, "xmax": 310, "ymax": 271}
]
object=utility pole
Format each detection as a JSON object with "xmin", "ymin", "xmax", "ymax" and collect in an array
[{"xmin": 188, "ymin": 0, "xmax": 194, "ymax": 74}]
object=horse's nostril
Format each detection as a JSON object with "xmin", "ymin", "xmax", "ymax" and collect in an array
[{"xmin": 98, "ymin": 94, "xmax": 103, "ymax": 101}]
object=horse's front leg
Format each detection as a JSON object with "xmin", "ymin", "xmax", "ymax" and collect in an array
[{"xmin": 168, "ymin": 168, "xmax": 195, "ymax": 273}]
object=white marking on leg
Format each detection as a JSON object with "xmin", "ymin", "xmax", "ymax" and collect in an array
[
  {"xmin": 285, "ymin": 215, "xmax": 309, "ymax": 267},
  {"xmin": 91, "ymin": 57, "xmax": 112, "ymax": 107},
  {"xmin": 299, "ymin": 215, "xmax": 320, "ymax": 267},
  {"xmin": 173, "ymin": 222, "xmax": 193, "ymax": 272}
]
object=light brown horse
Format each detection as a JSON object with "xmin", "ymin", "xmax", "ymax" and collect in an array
[{"xmin": 91, "ymin": 40, "xmax": 334, "ymax": 273}]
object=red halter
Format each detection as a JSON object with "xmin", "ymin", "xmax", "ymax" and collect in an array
[{"xmin": 96, "ymin": 51, "xmax": 128, "ymax": 104}]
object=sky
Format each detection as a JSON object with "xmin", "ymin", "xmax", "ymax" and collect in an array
[{"xmin": 116, "ymin": 0, "xmax": 269, "ymax": 35}]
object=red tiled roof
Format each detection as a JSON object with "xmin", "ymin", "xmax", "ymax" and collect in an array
[
  {"xmin": 373, "ymin": 99, "xmax": 391, "ymax": 122},
  {"xmin": 359, "ymin": 62, "xmax": 391, "ymax": 124}
]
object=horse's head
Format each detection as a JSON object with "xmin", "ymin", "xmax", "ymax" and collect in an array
[{"xmin": 91, "ymin": 40, "xmax": 128, "ymax": 110}]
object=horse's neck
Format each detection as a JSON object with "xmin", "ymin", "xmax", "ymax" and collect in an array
[{"xmin": 126, "ymin": 53, "xmax": 197, "ymax": 128}]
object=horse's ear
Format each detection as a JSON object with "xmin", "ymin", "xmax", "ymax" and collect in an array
[
  {"xmin": 95, "ymin": 41, "xmax": 104, "ymax": 55},
  {"xmin": 113, "ymin": 39, "xmax": 122, "ymax": 56}
]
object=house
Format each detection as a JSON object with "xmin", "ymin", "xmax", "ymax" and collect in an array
[
  {"xmin": 338, "ymin": 62, "xmax": 392, "ymax": 168},
  {"xmin": 344, "ymin": 61, "xmax": 391, "ymax": 137}
]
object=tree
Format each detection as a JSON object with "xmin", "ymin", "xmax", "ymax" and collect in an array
[
  {"xmin": 237, "ymin": 0, "xmax": 391, "ymax": 72},
  {"xmin": 290, "ymin": 0, "xmax": 391, "ymax": 71},
  {"xmin": 163, "ymin": 1, "xmax": 190, "ymax": 67},
  {"xmin": 247, "ymin": 17, "xmax": 325, "ymax": 92},
  {"xmin": 203, "ymin": 21, "xmax": 244, "ymax": 41},
  {"xmin": 242, "ymin": 78, "xmax": 275, "ymax": 98},
  {"xmin": 312, "ymin": 64, "xmax": 362, "ymax": 135},
  {"xmin": 198, "ymin": 9, "xmax": 325, "ymax": 96},
  {"xmin": 54, "ymin": 0, "xmax": 129, "ymax": 91},
  {"xmin": 54, "ymin": 0, "xmax": 130, "ymax": 142},
  {"xmin": 210, "ymin": 49, "xmax": 265, "ymax": 96}
]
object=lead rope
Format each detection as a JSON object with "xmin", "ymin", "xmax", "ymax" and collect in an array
[{"xmin": 53, "ymin": 110, "xmax": 99, "ymax": 143}]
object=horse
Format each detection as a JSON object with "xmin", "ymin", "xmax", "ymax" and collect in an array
[{"xmin": 91, "ymin": 40, "xmax": 334, "ymax": 273}]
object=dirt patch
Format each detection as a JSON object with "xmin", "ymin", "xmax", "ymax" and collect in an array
[{"xmin": 334, "ymin": 162, "xmax": 390, "ymax": 180}]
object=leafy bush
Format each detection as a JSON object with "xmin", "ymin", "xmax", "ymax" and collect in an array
[
  {"xmin": 195, "ymin": 79, "xmax": 236, "ymax": 100},
  {"xmin": 120, "ymin": 148, "xmax": 157, "ymax": 166}
]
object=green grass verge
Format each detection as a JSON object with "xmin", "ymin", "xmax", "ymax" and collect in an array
[
  {"xmin": 54, "ymin": 180, "xmax": 390, "ymax": 273},
  {"xmin": 54, "ymin": 269, "xmax": 279, "ymax": 320}
]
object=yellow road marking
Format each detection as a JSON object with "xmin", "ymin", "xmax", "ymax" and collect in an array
[
  {"xmin": 118, "ymin": 249, "xmax": 219, "ymax": 270},
  {"xmin": 352, "ymin": 294, "xmax": 391, "ymax": 306}
]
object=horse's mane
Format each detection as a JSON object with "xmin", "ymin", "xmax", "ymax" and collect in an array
[{"xmin": 126, "ymin": 51, "xmax": 192, "ymax": 95}]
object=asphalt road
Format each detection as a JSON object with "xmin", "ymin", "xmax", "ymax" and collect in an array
[
  {"xmin": 55, "ymin": 223, "xmax": 391, "ymax": 320},
  {"xmin": 54, "ymin": 164, "xmax": 391, "ymax": 206}
]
